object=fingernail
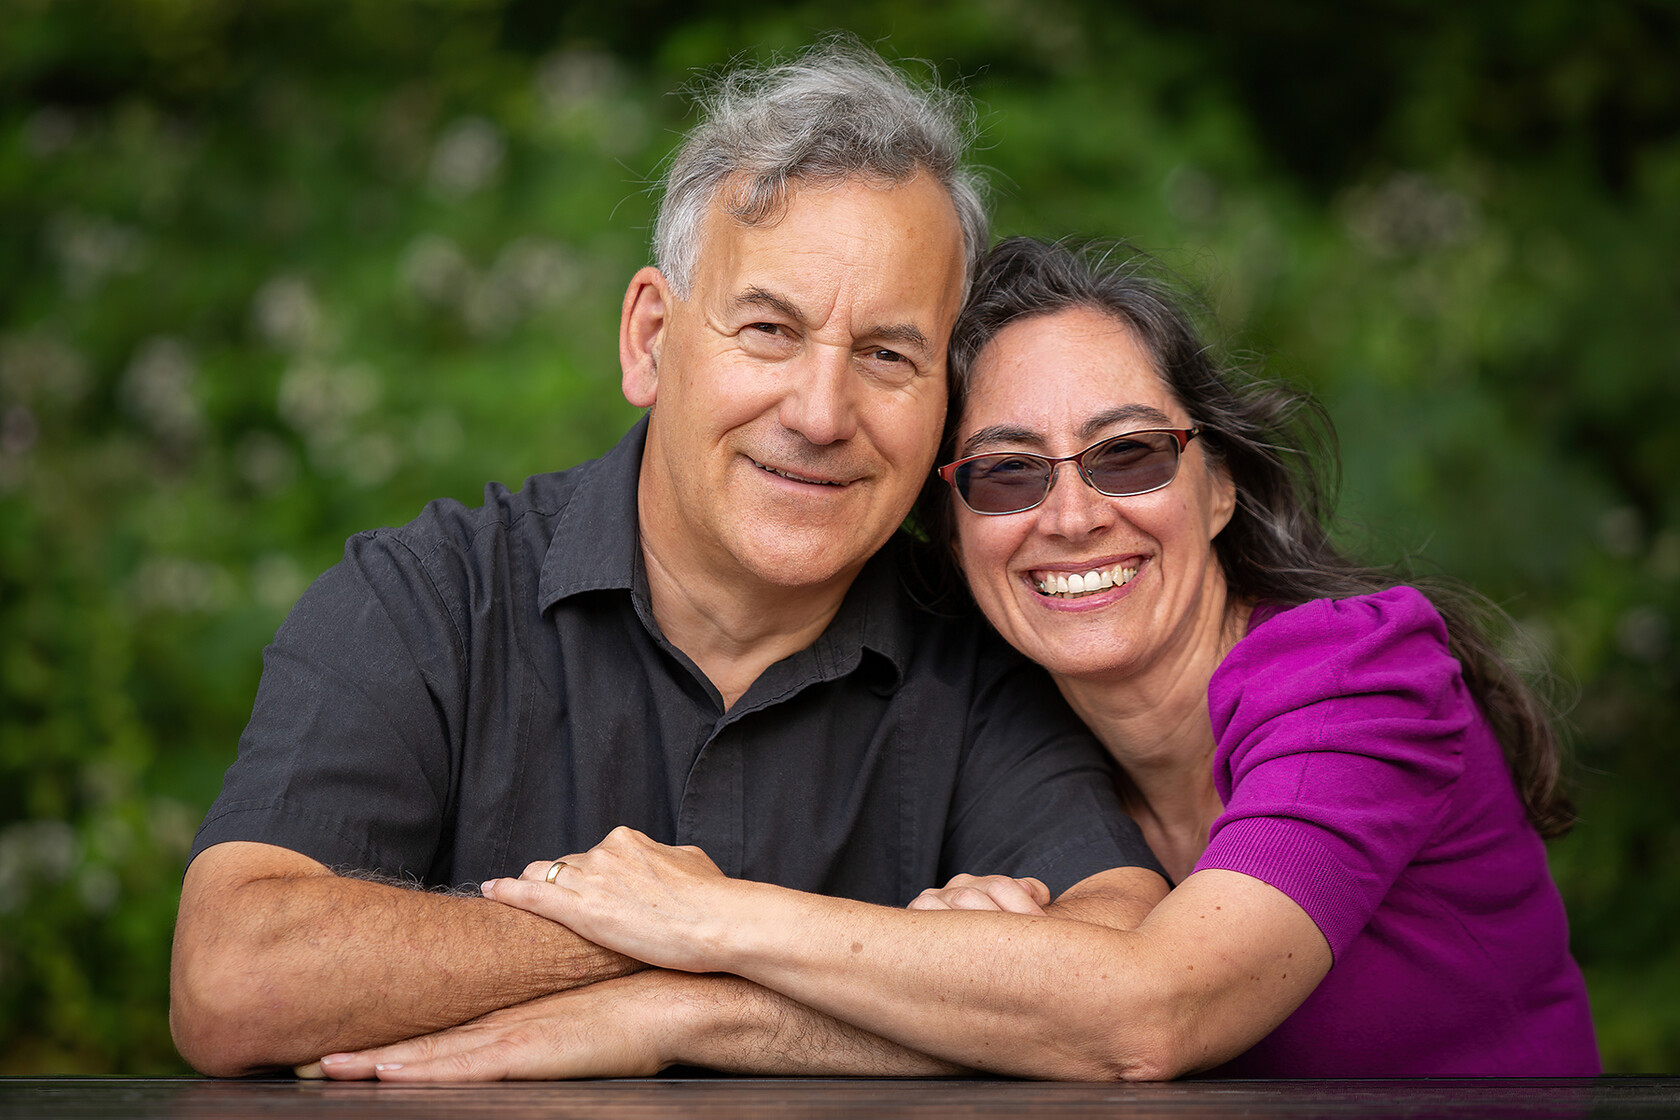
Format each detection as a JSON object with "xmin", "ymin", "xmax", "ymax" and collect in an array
[
  {"xmin": 294, "ymin": 1062, "xmax": 325, "ymax": 1079},
  {"xmin": 375, "ymin": 1064, "xmax": 403, "ymax": 1072},
  {"xmin": 481, "ymin": 880, "xmax": 496, "ymax": 895},
  {"xmin": 318, "ymin": 1054, "xmax": 350, "ymax": 1066}
]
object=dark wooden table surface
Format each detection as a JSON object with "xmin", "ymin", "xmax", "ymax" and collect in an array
[{"xmin": 3, "ymin": 1077, "xmax": 1678, "ymax": 1118}]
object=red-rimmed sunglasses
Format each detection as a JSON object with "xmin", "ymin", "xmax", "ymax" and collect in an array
[{"xmin": 938, "ymin": 427, "xmax": 1203, "ymax": 516}]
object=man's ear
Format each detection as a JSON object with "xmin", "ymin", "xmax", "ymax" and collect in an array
[{"xmin": 620, "ymin": 266, "xmax": 671, "ymax": 408}]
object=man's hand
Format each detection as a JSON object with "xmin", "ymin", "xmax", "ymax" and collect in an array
[
  {"xmin": 302, "ymin": 974, "xmax": 677, "ymax": 1081},
  {"xmin": 908, "ymin": 873, "xmax": 1051, "ymax": 914},
  {"xmin": 303, "ymin": 969, "xmax": 964, "ymax": 1081}
]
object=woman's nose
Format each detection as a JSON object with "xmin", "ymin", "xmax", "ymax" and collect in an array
[{"xmin": 1035, "ymin": 461, "xmax": 1115, "ymax": 538}]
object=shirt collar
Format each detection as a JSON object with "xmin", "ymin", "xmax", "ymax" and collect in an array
[
  {"xmin": 536, "ymin": 415, "xmax": 915, "ymax": 691},
  {"xmin": 538, "ymin": 416, "xmax": 648, "ymax": 610}
]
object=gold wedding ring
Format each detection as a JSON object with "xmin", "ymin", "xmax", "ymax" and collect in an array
[{"xmin": 544, "ymin": 859, "xmax": 568, "ymax": 884}]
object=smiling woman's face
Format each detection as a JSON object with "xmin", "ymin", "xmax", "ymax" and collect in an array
[{"xmin": 951, "ymin": 306, "xmax": 1237, "ymax": 687}]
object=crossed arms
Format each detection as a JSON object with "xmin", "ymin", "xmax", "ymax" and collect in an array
[
  {"xmin": 169, "ymin": 837, "xmax": 1161, "ymax": 1078},
  {"xmin": 171, "ymin": 829, "xmax": 1327, "ymax": 1081}
]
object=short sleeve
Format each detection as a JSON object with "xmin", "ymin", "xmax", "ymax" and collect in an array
[
  {"xmin": 1195, "ymin": 587, "xmax": 1472, "ymax": 958},
  {"xmin": 942, "ymin": 642, "xmax": 1164, "ymax": 895},
  {"xmin": 187, "ymin": 526, "xmax": 466, "ymax": 876}
]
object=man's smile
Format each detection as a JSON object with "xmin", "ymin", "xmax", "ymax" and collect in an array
[{"xmin": 748, "ymin": 456, "xmax": 852, "ymax": 487}]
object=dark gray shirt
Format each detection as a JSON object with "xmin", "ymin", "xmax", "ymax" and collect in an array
[{"xmin": 190, "ymin": 419, "xmax": 1158, "ymax": 903}]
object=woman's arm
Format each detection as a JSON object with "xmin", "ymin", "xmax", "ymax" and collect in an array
[{"xmin": 482, "ymin": 828, "xmax": 1328, "ymax": 1081}]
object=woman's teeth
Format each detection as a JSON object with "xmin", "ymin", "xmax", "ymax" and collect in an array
[{"xmin": 1033, "ymin": 564, "xmax": 1138, "ymax": 599}]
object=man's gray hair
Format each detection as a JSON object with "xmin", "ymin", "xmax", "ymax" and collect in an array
[{"xmin": 653, "ymin": 37, "xmax": 989, "ymax": 297}]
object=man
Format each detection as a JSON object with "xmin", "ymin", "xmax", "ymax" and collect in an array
[{"xmin": 170, "ymin": 39, "xmax": 1165, "ymax": 1079}]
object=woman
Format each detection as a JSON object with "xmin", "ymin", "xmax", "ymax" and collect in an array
[{"xmin": 475, "ymin": 237, "xmax": 1598, "ymax": 1078}]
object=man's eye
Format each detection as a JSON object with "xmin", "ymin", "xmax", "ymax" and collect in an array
[
  {"xmin": 870, "ymin": 348, "xmax": 906, "ymax": 363},
  {"xmin": 748, "ymin": 322, "xmax": 782, "ymax": 336}
]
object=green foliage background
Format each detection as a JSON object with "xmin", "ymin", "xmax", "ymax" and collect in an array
[{"xmin": 1, "ymin": 0, "xmax": 1675, "ymax": 1074}]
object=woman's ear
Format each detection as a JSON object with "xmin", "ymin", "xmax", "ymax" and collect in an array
[
  {"xmin": 620, "ymin": 266, "xmax": 670, "ymax": 408},
  {"xmin": 1207, "ymin": 456, "xmax": 1238, "ymax": 541}
]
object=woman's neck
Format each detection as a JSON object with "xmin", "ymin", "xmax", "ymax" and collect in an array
[{"xmin": 1056, "ymin": 592, "xmax": 1253, "ymax": 884}]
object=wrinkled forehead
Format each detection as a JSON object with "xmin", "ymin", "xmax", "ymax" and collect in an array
[
  {"xmin": 690, "ymin": 173, "xmax": 968, "ymax": 327},
  {"xmin": 707, "ymin": 170, "xmax": 964, "ymax": 265},
  {"xmin": 712, "ymin": 168, "xmax": 913, "ymax": 226}
]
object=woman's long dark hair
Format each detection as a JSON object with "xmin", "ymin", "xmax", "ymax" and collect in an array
[{"xmin": 921, "ymin": 236, "xmax": 1573, "ymax": 837}]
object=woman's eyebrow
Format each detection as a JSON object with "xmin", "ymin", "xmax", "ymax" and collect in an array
[
  {"xmin": 959, "ymin": 405, "xmax": 1177, "ymax": 458},
  {"xmin": 960, "ymin": 424, "xmax": 1047, "ymax": 457},
  {"xmin": 1079, "ymin": 404, "xmax": 1175, "ymax": 441}
]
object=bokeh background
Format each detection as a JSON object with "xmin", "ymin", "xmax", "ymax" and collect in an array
[{"xmin": 2, "ymin": 0, "xmax": 1676, "ymax": 1074}]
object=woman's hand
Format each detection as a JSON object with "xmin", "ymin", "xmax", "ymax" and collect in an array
[
  {"xmin": 907, "ymin": 873, "xmax": 1050, "ymax": 915},
  {"xmin": 480, "ymin": 826, "xmax": 738, "ymax": 973}
]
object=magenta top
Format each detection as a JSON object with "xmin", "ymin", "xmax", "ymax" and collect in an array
[{"xmin": 1194, "ymin": 587, "xmax": 1598, "ymax": 1076}]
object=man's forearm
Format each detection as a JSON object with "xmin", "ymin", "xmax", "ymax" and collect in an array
[
  {"xmin": 170, "ymin": 844, "xmax": 642, "ymax": 1076},
  {"xmin": 319, "ymin": 969, "xmax": 968, "ymax": 1080},
  {"xmin": 664, "ymin": 972, "xmax": 965, "ymax": 1077}
]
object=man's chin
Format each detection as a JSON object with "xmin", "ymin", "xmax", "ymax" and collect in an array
[{"xmin": 724, "ymin": 529, "xmax": 877, "ymax": 592}]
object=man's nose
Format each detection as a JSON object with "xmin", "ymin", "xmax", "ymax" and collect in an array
[
  {"xmin": 777, "ymin": 346, "xmax": 859, "ymax": 446},
  {"xmin": 1036, "ymin": 461, "xmax": 1116, "ymax": 539}
]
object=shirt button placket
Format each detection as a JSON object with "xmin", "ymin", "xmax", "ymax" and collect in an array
[{"xmin": 675, "ymin": 720, "xmax": 745, "ymax": 879}]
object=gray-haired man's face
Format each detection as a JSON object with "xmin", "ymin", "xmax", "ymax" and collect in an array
[{"xmin": 630, "ymin": 173, "xmax": 967, "ymax": 594}]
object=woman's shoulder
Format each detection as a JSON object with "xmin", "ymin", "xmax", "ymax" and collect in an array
[
  {"xmin": 1236, "ymin": 586, "xmax": 1452, "ymax": 675},
  {"xmin": 1206, "ymin": 585, "xmax": 1479, "ymax": 844},
  {"xmin": 1246, "ymin": 585, "xmax": 1444, "ymax": 643},
  {"xmin": 1212, "ymin": 586, "xmax": 1465, "ymax": 729}
]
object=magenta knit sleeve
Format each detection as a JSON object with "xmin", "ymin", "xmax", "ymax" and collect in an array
[{"xmin": 1194, "ymin": 587, "xmax": 1474, "ymax": 959}]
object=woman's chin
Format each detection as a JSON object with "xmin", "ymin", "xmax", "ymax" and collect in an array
[{"xmin": 1005, "ymin": 615, "xmax": 1143, "ymax": 684}]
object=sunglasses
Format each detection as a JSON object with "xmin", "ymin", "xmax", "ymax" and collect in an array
[{"xmin": 938, "ymin": 427, "xmax": 1203, "ymax": 516}]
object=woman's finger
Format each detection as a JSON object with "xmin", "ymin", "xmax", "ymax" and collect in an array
[{"xmin": 481, "ymin": 875, "xmax": 569, "ymax": 921}]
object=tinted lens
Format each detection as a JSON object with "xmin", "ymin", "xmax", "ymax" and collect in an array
[
  {"xmin": 1082, "ymin": 431, "xmax": 1182, "ymax": 496},
  {"xmin": 954, "ymin": 454, "xmax": 1053, "ymax": 514}
]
